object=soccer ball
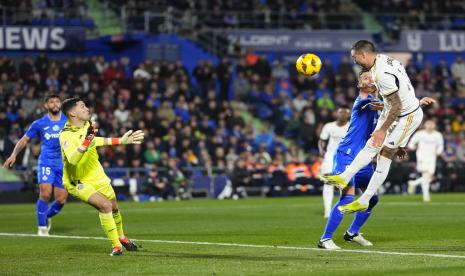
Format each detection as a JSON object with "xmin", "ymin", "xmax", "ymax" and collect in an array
[{"xmin": 296, "ymin": 53, "xmax": 322, "ymax": 76}]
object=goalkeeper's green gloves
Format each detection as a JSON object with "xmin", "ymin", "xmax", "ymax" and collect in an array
[
  {"xmin": 120, "ymin": 130, "xmax": 145, "ymax": 145},
  {"xmin": 78, "ymin": 123, "xmax": 97, "ymax": 153}
]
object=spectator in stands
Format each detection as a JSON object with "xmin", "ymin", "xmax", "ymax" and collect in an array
[
  {"xmin": 216, "ymin": 58, "xmax": 232, "ymax": 102},
  {"xmin": 140, "ymin": 167, "xmax": 177, "ymax": 201},
  {"xmin": 1, "ymin": 48, "xmax": 464, "ymax": 198},
  {"xmin": 286, "ymin": 157, "xmax": 313, "ymax": 191},
  {"xmin": 451, "ymin": 57, "xmax": 465, "ymax": 89},
  {"xmin": 230, "ymin": 157, "xmax": 251, "ymax": 199}
]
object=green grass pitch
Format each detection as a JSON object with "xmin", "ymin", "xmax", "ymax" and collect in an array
[{"xmin": 2, "ymin": 194, "xmax": 465, "ymax": 275}]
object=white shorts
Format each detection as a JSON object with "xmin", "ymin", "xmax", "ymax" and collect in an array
[
  {"xmin": 417, "ymin": 159, "xmax": 436, "ymax": 175},
  {"xmin": 377, "ymin": 107, "xmax": 423, "ymax": 149}
]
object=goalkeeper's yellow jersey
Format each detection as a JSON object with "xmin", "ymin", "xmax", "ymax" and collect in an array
[{"xmin": 59, "ymin": 121, "xmax": 110, "ymax": 187}]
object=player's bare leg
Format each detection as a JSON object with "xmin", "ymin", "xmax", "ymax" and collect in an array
[
  {"xmin": 88, "ymin": 192, "xmax": 122, "ymax": 256},
  {"xmin": 110, "ymin": 198, "xmax": 138, "ymax": 251},
  {"xmin": 37, "ymin": 184, "xmax": 53, "ymax": 236},
  {"xmin": 46, "ymin": 187, "xmax": 67, "ymax": 232}
]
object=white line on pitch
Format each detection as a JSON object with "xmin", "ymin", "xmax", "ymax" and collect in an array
[{"xmin": 1, "ymin": 232, "xmax": 465, "ymax": 260}]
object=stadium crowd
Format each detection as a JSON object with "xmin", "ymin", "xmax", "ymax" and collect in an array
[
  {"xmin": 354, "ymin": 0, "xmax": 465, "ymax": 39},
  {"xmin": 0, "ymin": 52, "xmax": 464, "ymax": 199},
  {"xmin": 0, "ymin": 0, "xmax": 95, "ymax": 30},
  {"xmin": 118, "ymin": 0, "xmax": 363, "ymax": 31}
]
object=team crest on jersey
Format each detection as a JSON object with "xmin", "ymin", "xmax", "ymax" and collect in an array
[
  {"xmin": 63, "ymin": 141, "xmax": 69, "ymax": 148},
  {"xmin": 77, "ymin": 184, "xmax": 84, "ymax": 190},
  {"xmin": 53, "ymin": 125, "xmax": 60, "ymax": 131}
]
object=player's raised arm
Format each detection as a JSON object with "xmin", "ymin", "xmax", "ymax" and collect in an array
[
  {"xmin": 60, "ymin": 124, "xmax": 97, "ymax": 166},
  {"xmin": 3, "ymin": 119, "xmax": 41, "ymax": 168},
  {"xmin": 419, "ymin": 97, "xmax": 436, "ymax": 107},
  {"xmin": 3, "ymin": 135, "xmax": 31, "ymax": 168},
  {"xmin": 93, "ymin": 130, "xmax": 145, "ymax": 147}
]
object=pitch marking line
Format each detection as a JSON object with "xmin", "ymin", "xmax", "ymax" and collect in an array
[{"xmin": 1, "ymin": 232, "xmax": 465, "ymax": 260}]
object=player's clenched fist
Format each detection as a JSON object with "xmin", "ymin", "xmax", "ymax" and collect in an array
[
  {"xmin": 120, "ymin": 130, "xmax": 145, "ymax": 145},
  {"xmin": 3, "ymin": 156, "xmax": 16, "ymax": 169}
]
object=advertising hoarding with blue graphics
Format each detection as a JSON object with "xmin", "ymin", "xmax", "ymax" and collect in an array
[
  {"xmin": 0, "ymin": 26, "xmax": 86, "ymax": 51},
  {"xmin": 387, "ymin": 31, "xmax": 465, "ymax": 52},
  {"xmin": 226, "ymin": 30, "xmax": 375, "ymax": 52}
]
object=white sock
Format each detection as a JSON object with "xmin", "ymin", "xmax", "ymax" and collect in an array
[
  {"xmin": 409, "ymin": 177, "xmax": 422, "ymax": 187},
  {"xmin": 323, "ymin": 184, "xmax": 334, "ymax": 217},
  {"xmin": 358, "ymin": 156, "xmax": 392, "ymax": 205},
  {"xmin": 420, "ymin": 177, "xmax": 431, "ymax": 201},
  {"xmin": 340, "ymin": 145, "xmax": 379, "ymax": 183}
]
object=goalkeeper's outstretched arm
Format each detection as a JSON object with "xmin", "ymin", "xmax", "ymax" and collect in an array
[{"xmin": 93, "ymin": 130, "xmax": 145, "ymax": 147}]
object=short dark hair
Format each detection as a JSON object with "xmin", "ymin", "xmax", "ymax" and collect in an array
[
  {"xmin": 61, "ymin": 97, "xmax": 82, "ymax": 117},
  {"xmin": 351, "ymin": 40, "xmax": 376, "ymax": 53},
  {"xmin": 44, "ymin": 94, "xmax": 61, "ymax": 102},
  {"xmin": 338, "ymin": 105, "xmax": 351, "ymax": 110}
]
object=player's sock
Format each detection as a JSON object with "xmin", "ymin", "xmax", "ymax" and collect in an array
[
  {"xmin": 112, "ymin": 210, "xmax": 125, "ymax": 238},
  {"xmin": 36, "ymin": 199, "xmax": 49, "ymax": 227},
  {"xmin": 322, "ymin": 184, "xmax": 334, "ymax": 217},
  {"xmin": 339, "ymin": 145, "xmax": 378, "ymax": 183},
  {"xmin": 320, "ymin": 194, "xmax": 354, "ymax": 240},
  {"xmin": 409, "ymin": 177, "xmax": 422, "ymax": 187},
  {"xmin": 46, "ymin": 201, "xmax": 64, "ymax": 218},
  {"xmin": 358, "ymin": 156, "xmax": 392, "ymax": 205},
  {"xmin": 347, "ymin": 195, "xmax": 379, "ymax": 235},
  {"xmin": 99, "ymin": 212, "xmax": 121, "ymax": 248},
  {"xmin": 420, "ymin": 177, "xmax": 431, "ymax": 201}
]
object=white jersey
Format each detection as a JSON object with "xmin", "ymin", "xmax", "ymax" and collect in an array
[
  {"xmin": 370, "ymin": 54, "xmax": 420, "ymax": 117},
  {"xmin": 408, "ymin": 130, "xmax": 444, "ymax": 161},
  {"xmin": 319, "ymin": 121, "xmax": 349, "ymax": 174}
]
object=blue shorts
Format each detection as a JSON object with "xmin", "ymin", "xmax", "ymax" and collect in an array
[
  {"xmin": 37, "ymin": 164, "xmax": 64, "ymax": 189},
  {"xmin": 332, "ymin": 151, "xmax": 374, "ymax": 189}
]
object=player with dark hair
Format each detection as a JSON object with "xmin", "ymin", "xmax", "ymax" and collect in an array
[
  {"xmin": 322, "ymin": 40, "xmax": 425, "ymax": 214},
  {"xmin": 318, "ymin": 70, "xmax": 436, "ymax": 249},
  {"xmin": 3, "ymin": 94, "xmax": 68, "ymax": 236},
  {"xmin": 318, "ymin": 72, "xmax": 380, "ymax": 249},
  {"xmin": 59, "ymin": 98, "xmax": 144, "ymax": 256}
]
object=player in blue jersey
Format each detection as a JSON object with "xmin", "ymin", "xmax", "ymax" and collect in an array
[
  {"xmin": 317, "ymin": 72, "xmax": 380, "ymax": 250},
  {"xmin": 3, "ymin": 94, "xmax": 68, "ymax": 236},
  {"xmin": 318, "ymin": 72, "xmax": 435, "ymax": 250}
]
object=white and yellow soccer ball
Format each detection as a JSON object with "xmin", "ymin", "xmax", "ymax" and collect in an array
[{"xmin": 295, "ymin": 53, "xmax": 322, "ymax": 76}]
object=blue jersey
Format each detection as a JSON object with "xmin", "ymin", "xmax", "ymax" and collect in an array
[
  {"xmin": 25, "ymin": 113, "xmax": 67, "ymax": 167},
  {"xmin": 337, "ymin": 95, "xmax": 379, "ymax": 158}
]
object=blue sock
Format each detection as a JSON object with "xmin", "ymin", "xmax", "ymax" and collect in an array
[
  {"xmin": 47, "ymin": 201, "xmax": 64, "ymax": 218},
  {"xmin": 348, "ymin": 195, "xmax": 379, "ymax": 235},
  {"xmin": 320, "ymin": 194, "xmax": 355, "ymax": 240},
  {"xmin": 36, "ymin": 199, "xmax": 49, "ymax": 227}
]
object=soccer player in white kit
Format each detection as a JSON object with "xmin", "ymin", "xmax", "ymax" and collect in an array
[
  {"xmin": 407, "ymin": 119, "xmax": 444, "ymax": 202},
  {"xmin": 318, "ymin": 107, "xmax": 350, "ymax": 218},
  {"xmin": 322, "ymin": 40, "xmax": 424, "ymax": 213}
]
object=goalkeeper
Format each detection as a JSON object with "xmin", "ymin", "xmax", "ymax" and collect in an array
[{"xmin": 59, "ymin": 98, "xmax": 145, "ymax": 256}]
